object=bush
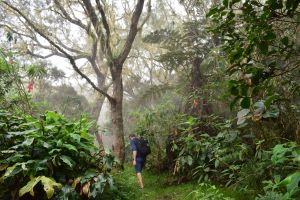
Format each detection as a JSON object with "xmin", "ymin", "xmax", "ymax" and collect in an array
[
  {"xmin": 185, "ymin": 183, "xmax": 235, "ymax": 200},
  {"xmin": 0, "ymin": 110, "xmax": 119, "ymax": 200}
]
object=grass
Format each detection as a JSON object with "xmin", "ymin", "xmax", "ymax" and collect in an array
[
  {"xmin": 113, "ymin": 165, "xmax": 196, "ymax": 200},
  {"xmin": 113, "ymin": 164, "xmax": 249, "ymax": 200}
]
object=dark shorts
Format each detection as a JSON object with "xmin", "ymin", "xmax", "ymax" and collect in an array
[{"xmin": 135, "ymin": 158, "xmax": 145, "ymax": 173}]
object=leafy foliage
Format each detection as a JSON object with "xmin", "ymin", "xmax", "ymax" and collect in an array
[
  {"xmin": 0, "ymin": 50, "xmax": 32, "ymax": 112},
  {"xmin": 130, "ymin": 101, "xmax": 180, "ymax": 172},
  {"xmin": 0, "ymin": 110, "xmax": 119, "ymax": 199},
  {"xmin": 185, "ymin": 183, "xmax": 235, "ymax": 200},
  {"xmin": 208, "ymin": 0, "xmax": 300, "ymax": 113}
]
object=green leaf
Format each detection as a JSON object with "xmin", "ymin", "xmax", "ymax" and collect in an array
[
  {"xmin": 22, "ymin": 138, "xmax": 34, "ymax": 146},
  {"xmin": 60, "ymin": 155, "xmax": 75, "ymax": 168},
  {"xmin": 0, "ymin": 164, "xmax": 16, "ymax": 182},
  {"xmin": 43, "ymin": 142, "xmax": 51, "ymax": 149},
  {"xmin": 46, "ymin": 111, "xmax": 60, "ymax": 122},
  {"xmin": 49, "ymin": 148, "xmax": 61, "ymax": 155},
  {"xmin": 240, "ymin": 97, "xmax": 251, "ymax": 108},
  {"xmin": 40, "ymin": 176, "xmax": 62, "ymax": 199},
  {"xmin": 264, "ymin": 95, "xmax": 276, "ymax": 108},
  {"xmin": 62, "ymin": 144, "xmax": 78, "ymax": 152},
  {"xmin": 223, "ymin": 0, "xmax": 228, "ymax": 6},
  {"xmin": 19, "ymin": 176, "xmax": 40, "ymax": 197},
  {"xmin": 44, "ymin": 125, "xmax": 55, "ymax": 130},
  {"xmin": 281, "ymin": 36, "xmax": 289, "ymax": 46},
  {"xmin": 279, "ymin": 171, "xmax": 300, "ymax": 193},
  {"xmin": 187, "ymin": 155, "xmax": 193, "ymax": 166},
  {"xmin": 7, "ymin": 129, "xmax": 37, "ymax": 136},
  {"xmin": 70, "ymin": 133, "xmax": 81, "ymax": 143},
  {"xmin": 19, "ymin": 176, "xmax": 62, "ymax": 199},
  {"xmin": 271, "ymin": 144, "xmax": 288, "ymax": 164},
  {"xmin": 215, "ymin": 159, "xmax": 220, "ymax": 168}
]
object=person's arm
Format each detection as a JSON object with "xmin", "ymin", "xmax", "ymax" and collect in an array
[
  {"xmin": 130, "ymin": 139, "xmax": 137, "ymax": 165},
  {"xmin": 132, "ymin": 150, "xmax": 137, "ymax": 166}
]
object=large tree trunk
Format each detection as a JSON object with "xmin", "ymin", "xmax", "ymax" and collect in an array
[
  {"xmin": 95, "ymin": 96, "xmax": 105, "ymax": 146},
  {"xmin": 191, "ymin": 57, "xmax": 203, "ymax": 89},
  {"xmin": 110, "ymin": 65, "xmax": 125, "ymax": 164},
  {"xmin": 188, "ymin": 57, "xmax": 212, "ymax": 116}
]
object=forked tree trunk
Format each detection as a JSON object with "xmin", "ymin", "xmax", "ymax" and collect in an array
[{"xmin": 110, "ymin": 65, "xmax": 125, "ymax": 164}]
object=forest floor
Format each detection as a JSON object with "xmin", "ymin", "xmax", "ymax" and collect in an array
[{"xmin": 113, "ymin": 165, "xmax": 247, "ymax": 200}]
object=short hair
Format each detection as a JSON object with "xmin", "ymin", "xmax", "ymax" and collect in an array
[{"xmin": 128, "ymin": 133, "xmax": 136, "ymax": 138}]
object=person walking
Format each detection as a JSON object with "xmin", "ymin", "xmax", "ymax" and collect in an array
[{"xmin": 129, "ymin": 134, "xmax": 145, "ymax": 189}]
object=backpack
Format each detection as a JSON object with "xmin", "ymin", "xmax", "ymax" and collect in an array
[{"xmin": 135, "ymin": 137, "xmax": 151, "ymax": 158}]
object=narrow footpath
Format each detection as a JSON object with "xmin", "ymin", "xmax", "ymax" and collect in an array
[{"xmin": 113, "ymin": 165, "xmax": 243, "ymax": 200}]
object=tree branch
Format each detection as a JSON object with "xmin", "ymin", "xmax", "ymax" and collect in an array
[
  {"xmin": 53, "ymin": 0, "xmax": 96, "ymax": 39},
  {"xmin": 116, "ymin": 0, "xmax": 145, "ymax": 66},
  {"xmin": 26, "ymin": 48, "xmax": 88, "ymax": 60},
  {"xmin": 82, "ymin": 0, "xmax": 101, "ymax": 36},
  {"xmin": 137, "ymin": 0, "xmax": 151, "ymax": 32},
  {"xmin": 89, "ymin": 40, "xmax": 106, "ymax": 87},
  {"xmin": 2, "ymin": 1, "xmax": 114, "ymax": 102},
  {"xmin": 95, "ymin": 0, "xmax": 112, "ymax": 58}
]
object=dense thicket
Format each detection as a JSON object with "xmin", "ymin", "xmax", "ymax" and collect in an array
[{"xmin": 129, "ymin": 0, "xmax": 300, "ymax": 199}]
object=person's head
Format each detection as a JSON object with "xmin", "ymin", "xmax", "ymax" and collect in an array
[{"xmin": 128, "ymin": 133, "xmax": 136, "ymax": 140}]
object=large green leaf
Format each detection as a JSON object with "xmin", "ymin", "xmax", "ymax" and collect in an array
[
  {"xmin": 60, "ymin": 155, "xmax": 75, "ymax": 168},
  {"xmin": 7, "ymin": 129, "xmax": 37, "ymax": 136},
  {"xmin": 279, "ymin": 171, "xmax": 300, "ymax": 195},
  {"xmin": 187, "ymin": 155, "xmax": 193, "ymax": 166},
  {"xmin": 19, "ymin": 176, "xmax": 62, "ymax": 199},
  {"xmin": 62, "ymin": 144, "xmax": 78, "ymax": 152},
  {"xmin": 240, "ymin": 97, "xmax": 251, "ymax": 108},
  {"xmin": 46, "ymin": 111, "xmax": 61, "ymax": 122},
  {"xmin": 0, "ymin": 163, "xmax": 23, "ymax": 182},
  {"xmin": 40, "ymin": 176, "xmax": 62, "ymax": 199},
  {"xmin": 22, "ymin": 138, "xmax": 34, "ymax": 146},
  {"xmin": 70, "ymin": 133, "xmax": 81, "ymax": 143},
  {"xmin": 0, "ymin": 164, "xmax": 16, "ymax": 182}
]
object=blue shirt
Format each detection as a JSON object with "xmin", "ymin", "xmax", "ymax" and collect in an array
[{"xmin": 130, "ymin": 138, "xmax": 143, "ymax": 161}]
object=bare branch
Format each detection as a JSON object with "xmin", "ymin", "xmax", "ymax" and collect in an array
[
  {"xmin": 82, "ymin": 0, "xmax": 101, "ymax": 35},
  {"xmin": 2, "ymin": 1, "xmax": 114, "ymax": 102},
  {"xmin": 53, "ymin": 0, "xmax": 96, "ymax": 39},
  {"xmin": 95, "ymin": 0, "xmax": 112, "ymax": 58},
  {"xmin": 116, "ymin": 0, "xmax": 145, "ymax": 66},
  {"xmin": 0, "ymin": 23, "xmax": 34, "ymax": 40},
  {"xmin": 137, "ymin": 0, "xmax": 151, "ymax": 32},
  {"xmin": 26, "ymin": 48, "xmax": 88, "ymax": 60},
  {"xmin": 89, "ymin": 40, "xmax": 106, "ymax": 86}
]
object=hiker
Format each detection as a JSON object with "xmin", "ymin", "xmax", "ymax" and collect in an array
[{"xmin": 129, "ymin": 133, "xmax": 145, "ymax": 189}]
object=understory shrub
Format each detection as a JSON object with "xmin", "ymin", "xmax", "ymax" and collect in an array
[
  {"xmin": 185, "ymin": 183, "xmax": 235, "ymax": 200},
  {"xmin": 0, "ymin": 110, "xmax": 121, "ymax": 200},
  {"xmin": 170, "ymin": 115, "xmax": 300, "ymax": 198}
]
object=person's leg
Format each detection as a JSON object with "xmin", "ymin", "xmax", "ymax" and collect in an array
[
  {"xmin": 135, "ymin": 160, "xmax": 144, "ymax": 188},
  {"xmin": 136, "ymin": 172, "xmax": 144, "ymax": 188}
]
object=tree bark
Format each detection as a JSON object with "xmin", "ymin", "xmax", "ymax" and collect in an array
[
  {"xmin": 188, "ymin": 57, "xmax": 212, "ymax": 116},
  {"xmin": 110, "ymin": 64, "xmax": 125, "ymax": 163},
  {"xmin": 191, "ymin": 57, "xmax": 203, "ymax": 89},
  {"xmin": 95, "ymin": 96, "xmax": 105, "ymax": 146}
]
